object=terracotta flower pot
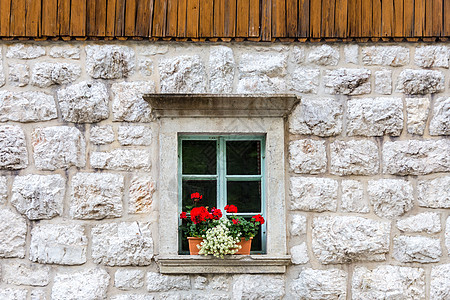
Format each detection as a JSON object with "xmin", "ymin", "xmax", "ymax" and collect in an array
[
  {"xmin": 235, "ymin": 237, "xmax": 253, "ymax": 255},
  {"xmin": 187, "ymin": 237, "xmax": 203, "ymax": 255},
  {"xmin": 188, "ymin": 236, "xmax": 253, "ymax": 255}
]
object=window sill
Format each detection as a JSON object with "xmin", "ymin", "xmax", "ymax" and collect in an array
[{"xmin": 156, "ymin": 255, "xmax": 291, "ymax": 274}]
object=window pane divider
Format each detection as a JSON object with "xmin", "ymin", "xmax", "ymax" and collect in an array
[
  {"xmin": 225, "ymin": 175, "xmax": 262, "ymax": 181},
  {"xmin": 181, "ymin": 175, "xmax": 218, "ymax": 180}
]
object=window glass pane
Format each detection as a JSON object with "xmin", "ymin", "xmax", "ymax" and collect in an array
[
  {"xmin": 226, "ymin": 141, "xmax": 261, "ymax": 175},
  {"xmin": 227, "ymin": 181, "xmax": 261, "ymax": 213},
  {"xmin": 182, "ymin": 180, "xmax": 217, "ymax": 211},
  {"xmin": 182, "ymin": 140, "xmax": 216, "ymax": 175}
]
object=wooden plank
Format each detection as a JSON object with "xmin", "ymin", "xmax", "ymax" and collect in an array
[
  {"xmin": 298, "ymin": 0, "xmax": 310, "ymax": 37},
  {"xmin": 95, "ymin": 0, "xmax": 107, "ymax": 36},
  {"xmin": 335, "ymin": 0, "xmax": 348, "ymax": 37},
  {"xmin": 136, "ymin": 0, "xmax": 153, "ymax": 36},
  {"xmin": 200, "ymin": 0, "xmax": 213, "ymax": 37},
  {"xmin": 286, "ymin": 0, "xmax": 298, "ymax": 37},
  {"xmin": 322, "ymin": 0, "xmax": 336, "ymax": 37},
  {"xmin": 445, "ymin": 0, "xmax": 450, "ymax": 36},
  {"xmin": 361, "ymin": 0, "xmax": 373, "ymax": 37},
  {"xmin": 153, "ymin": 0, "xmax": 168, "ymax": 36},
  {"xmin": 186, "ymin": 0, "xmax": 199, "ymax": 37},
  {"xmin": 372, "ymin": 0, "xmax": 382, "ymax": 37},
  {"xmin": 424, "ymin": 0, "xmax": 433, "ymax": 36},
  {"xmin": 177, "ymin": 0, "xmax": 187, "ymax": 36},
  {"xmin": 403, "ymin": 0, "xmax": 414, "ymax": 37},
  {"xmin": 42, "ymin": 0, "xmax": 57, "ymax": 36},
  {"xmin": 272, "ymin": 0, "xmax": 286, "ymax": 37},
  {"xmin": 213, "ymin": 0, "xmax": 224, "ymax": 37},
  {"xmin": 224, "ymin": 0, "xmax": 236, "ymax": 36},
  {"xmin": 414, "ymin": 0, "xmax": 425, "ymax": 36},
  {"xmin": 248, "ymin": 0, "xmax": 260, "ymax": 36},
  {"xmin": 348, "ymin": 0, "xmax": 362, "ymax": 37},
  {"xmin": 237, "ymin": 0, "xmax": 250, "ymax": 37},
  {"xmin": 382, "ymin": 0, "xmax": 393, "ymax": 37},
  {"xmin": 114, "ymin": 0, "xmax": 126, "ymax": 36},
  {"xmin": 71, "ymin": 0, "xmax": 87, "ymax": 36},
  {"xmin": 25, "ymin": 0, "xmax": 41, "ymax": 36},
  {"xmin": 432, "ymin": 0, "xmax": 443, "ymax": 36},
  {"xmin": 58, "ymin": 0, "xmax": 71, "ymax": 35},
  {"xmin": 393, "ymin": 0, "xmax": 404, "ymax": 36},
  {"xmin": 261, "ymin": 0, "xmax": 271, "ymax": 40},
  {"xmin": 166, "ymin": 0, "xmax": 178, "ymax": 36},
  {"xmin": 11, "ymin": 0, "xmax": 26, "ymax": 36},
  {"xmin": 309, "ymin": 0, "xmax": 321, "ymax": 38},
  {"xmin": 0, "ymin": 0, "xmax": 11, "ymax": 36},
  {"xmin": 125, "ymin": 0, "xmax": 137, "ymax": 36},
  {"xmin": 87, "ymin": 0, "xmax": 97, "ymax": 35}
]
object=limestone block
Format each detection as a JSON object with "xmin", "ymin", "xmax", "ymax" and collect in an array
[
  {"xmin": 237, "ymin": 76, "xmax": 286, "ymax": 94},
  {"xmin": 344, "ymin": 44, "xmax": 359, "ymax": 64},
  {"xmin": 446, "ymin": 217, "xmax": 450, "ymax": 255},
  {"xmin": 138, "ymin": 58, "xmax": 153, "ymax": 76},
  {"xmin": 362, "ymin": 46, "xmax": 410, "ymax": 66},
  {"xmin": 2, "ymin": 262, "xmax": 50, "ymax": 286},
  {"xmin": 374, "ymin": 69, "xmax": 392, "ymax": 94},
  {"xmin": 289, "ymin": 139, "xmax": 327, "ymax": 174},
  {"xmin": 0, "ymin": 176, "xmax": 7, "ymax": 204},
  {"xmin": 0, "ymin": 91, "xmax": 57, "ymax": 122},
  {"xmin": 159, "ymin": 55, "xmax": 207, "ymax": 93},
  {"xmin": 31, "ymin": 62, "xmax": 81, "ymax": 87},
  {"xmin": 341, "ymin": 180, "xmax": 369, "ymax": 213},
  {"xmin": 0, "ymin": 125, "xmax": 28, "ymax": 170},
  {"xmin": 118, "ymin": 125, "xmax": 152, "ymax": 146},
  {"xmin": 290, "ymin": 177, "xmax": 338, "ymax": 212},
  {"xmin": 57, "ymin": 81, "xmax": 109, "ymax": 123},
  {"xmin": 0, "ymin": 288, "xmax": 27, "ymax": 300},
  {"xmin": 418, "ymin": 176, "xmax": 450, "ymax": 208},
  {"xmin": 289, "ymin": 98, "xmax": 343, "ymax": 136},
  {"xmin": 290, "ymin": 243, "xmax": 309, "ymax": 264},
  {"xmin": 324, "ymin": 68, "xmax": 371, "ymax": 95},
  {"xmin": 49, "ymin": 45, "xmax": 81, "ymax": 59},
  {"xmin": 6, "ymin": 44, "xmax": 45, "ymax": 59},
  {"xmin": 393, "ymin": 235, "xmax": 441, "ymax": 263},
  {"xmin": 406, "ymin": 97, "xmax": 430, "ymax": 135},
  {"xmin": 0, "ymin": 208, "xmax": 27, "ymax": 258},
  {"xmin": 70, "ymin": 172, "xmax": 124, "ymax": 220},
  {"xmin": 112, "ymin": 81, "xmax": 154, "ymax": 122},
  {"xmin": 30, "ymin": 224, "xmax": 88, "ymax": 265},
  {"xmin": 86, "ymin": 45, "xmax": 135, "ymax": 79},
  {"xmin": 368, "ymin": 179, "xmax": 413, "ymax": 218},
  {"xmin": 90, "ymin": 149, "xmax": 151, "ymax": 171},
  {"xmin": 232, "ymin": 275, "xmax": 285, "ymax": 300},
  {"xmin": 31, "ymin": 290, "xmax": 46, "ymax": 300},
  {"xmin": 290, "ymin": 68, "xmax": 320, "ymax": 94},
  {"xmin": 11, "ymin": 174, "xmax": 65, "ymax": 220},
  {"xmin": 312, "ymin": 216, "xmax": 390, "ymax": 264},
  {"xmin": 330, "ymin": 140, "xmax": 379, "ymax": 175},
  {"xmin": 115, "ymin": 269, "xmax": 145, "ymax": 290},
  {"xmin": 307, "ymin": 45, "xmax": 339, "ymax": 65},
  {"xmin": 0, "ymin": 48, "xmax": 4, "ymax": 87},
  {"xmin": 431, "ymin": 264, "xmax": 450, "ymax": 300},
  {"xmin": 194, "ymin": 275, "xmax": 228, "ymax": 291},
  {"xmin": 8, "ymin": 63, "xmax": 30, "ymax": 86},
  {"xmin": 383, "ymin": 140, "xmax": 450, "ymax": 175},
  {"xmin": 291, "ymin": 268, "xmax": 347, "ymax": 299},
  {"xmin": 292, "ymin": 46, "xmax": 306, "ymax": 64},
  {"xmin": 112, "ymin": 295, "xmax": 154, "ymax": 300},
  {"xmin": 209, "ymin": 46, "xmax": 235, "ymax": 93},
  {"xmin": 289, "ymin": 214, "xmax": 306, "ymax": 237},
  {"xmin": 52, "ymin": 268, "xmax": 110, "ymax": 300},
  {"xmin": 346, "ymin": 97, "xmax": 403, "ymax": 136},
  {"xmin": 352, "ymin": 266, "xmax": 425, "ymax": 299},
  {"xmin": 429, "ymin": 96, "xmax": 449, "ymax": 135},
  {"xmin": 90, "ymin": 125, "xmax": 115, "ymax": 145},
  {"xmin": 415, "ymin": 45, "xmax": 449, "ymax": 68},
  {"xmin": 32, "ymin": 126, "xmax": 86, "ymax": 170},
  {"xmin": 137, "ymin": 45, "xmax": 169, "ymax": 55},
  {"xmin": 147, "ymin": 273, "xmax": 190, "ymax": 292},
  {"xmin": 129, "ymin": 175, "xmax": 156, "ymax": 214},
  {"xmin": 396, "ymin": 69, "xmax": 445, "ymax": 94},
  {"xmin": 397, "ymin": 212, "xmax": 441, "ymax": 234},
  {"xmin": 92, "ymin": 222, "xmax": 153, "ymax": 266}
]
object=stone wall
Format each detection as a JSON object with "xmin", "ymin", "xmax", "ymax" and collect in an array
[{"xmin": 0, "ymin": 41, "xmax": 449, "ymax": 299}]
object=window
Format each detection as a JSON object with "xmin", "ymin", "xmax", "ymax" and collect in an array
[{"xmin": 178, "ymin": 135, "xmax": 266, "ymax": 254}]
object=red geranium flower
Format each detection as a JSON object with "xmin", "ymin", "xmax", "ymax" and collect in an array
[
  {"xmin": 211, "ymin": 207, "xmax": 222, "ymax": 220},
  {"xmin": 190, "ymin": 206, "xmax": 210, "ymax": 224},
  {"xmin": 224, "ymin": 204, "xmax": 238, "ymax": 214},
  {"xmin": 232, "ymin": 219, "xmax": 240, "ymax": 225},
  {"xmin": 251, "ymin": 214, "xmax": 265, "ymax": 224},
  {"xmin": 191, "ymin": 192, "xmax": 203, "ymax": 202},
  {"xmin": 180, "ymin": 212, "xmax": 187, "ymax": 219}
]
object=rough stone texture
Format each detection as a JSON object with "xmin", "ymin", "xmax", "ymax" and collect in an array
[
  {"xmin": 90, "ymin": 125, "xmax": 115, "ymax": 145},
  {"xmin": 383, "ymin": 140, "xmax": 450, "ymax": 175},
  {"xmin": 86, "ymin": 45, "xmax": 135, "ymax": 79},
  {"xmin": 352, "ymin": 266, "xmax": 425, "ymax": 300},
  {"xmin": 346, "ymin": 97, "xmax": 403, "ymax": 136},
  {"xmin": 129, "ymin": 175, "xmax": 156, "ymax": 214},
  {"xmin": 290, "ymin": 177, "xmax": 338, "ymax": 212},
  {"xmin": 147, "ymin": 273, "xmax": 190, "ymax": 292},
  {"xmin": 6, "ymin": 44, "xmax": 45, "ymax": 59},
  {"xmin": 111, "ymin": 81, "xmax": 154, "ymax": 122},
  {"xmin": 289, "ymin": 214, "xmax": 306, "ymax": 236},
  {"xmin": 446, "ymin": 217, "xmax": 450, "ymax": 255},
  {"xmin": 415, "ymin": 45, "xmax": 449, "ymax": 68},
  {"xmin": 209, "ymin": 46, "xmax": 235, "ymax": 93},
  {"xmin": 0, "ymin": 176, "xmax": 7, "ymax": 204},
  {"xmin": 341, "ymin": 180, "xmax": 369, "ymax": 213},
  {"xmin": 49, "ymin": 45, "xmax": 81, "ymax": 59},
  {"xmin": 57, "ymin": 81, "xmax": 109, "ymax": 123},
  {"xmin": 330, "ymin": 140, "xmax": 379, "ymax": 175},
  {"xmin": 31, "ymin": 62, "xmax": 81, "ymax": 87},
  {"xmin": 289, "ymin": 98, "xmax": 343, "ymax": 136},
  {"xmin": 290, "ymin": 68, "xmax": 320, "ymax": 94},
  {"xmin": 362, "ymin": 46, "xmax": 410, "ymax": 66},
  {"xmin": 429, "ymin": 96, "xmax": 450, "ymax": 135},
  {"xmin": 31, "ymin": 290, "xmax": 46, "ymax": 300},
  {"xmin": 159, "ymin": 55, "xmax": 207, "ymax": 93},
  {"xmin": 344, "ymin": 44, "xmax": 359, "ymax": 64},
  {"xmin": 8, "ymin": 63, "xmax": 30, "ymax": 86},
  {"xmin": 0, "ymin": 48, "xmax": 4, "ymax": 87},
  {"xmin": 324, "ymin": 68, "xmax": 371, "ymax": 95},
  {"xmin": 307, "ymin": 45, "xmax": 339, "ymax": 66},
  {"xmin": 396, "ymin": 69, "xmax": 445, "ymax": 94},
  {"xmin": 92, "ymin": 222, "xmax": 153, "ymax": 266},
  {"xmin": 406, "ymin": 97, "xmax": 430, "ymax": 135},
  {"xmin": 291, "ymin": 268, "xmax": 347, "ymax": 299},
  {"xmin": 70, "ymin": 172, "xmax": 124, "ymax": 220},
  {"xmin": 290, "ymin": 243, "xmax": 309, "ymax": 264},
  {"xmin": 2, "ymin": 262, "xmax": 50, "ymax": 286},
  {"xmin": 431, "ymin": 264, "xmax": 450, "ymax": 300},
  {"xmin": 11, "ymin": 174, "xmax": 65, "ymax": 220},
  {"xmin": 393, "ymin": 235, "xmax": 441, "ymax": 263},
  {"xmin": 112, "ymin": 295, "xmax": 154, "ymax": 300},
  {"xmin": 115, "ymin": 269, "xmax": 145, "ymax": 290},
  {"xmin": 137, "ymin": 45, "xmax": 169, "ymax": 56},
  {"xmin": 312, "ymin": 216, "xmax": 390, "ymax": 264},
  {"xmin": 418, "ymin": 176, "xmax": 450, "ymax": 208},
  {"xmin": 0, "ymin": 125, "xmax": 28, "ymax": 170},
  {"xmin": 194, "ymin": 275, "xmax": 228, "ymax": 291},
  {"xmin": 30, "ymin": 224, "xmax": 88, "ymax": 265},
  {"xmin": 368, "ymin": 179, "xmax": 414, "ymax": 218},
  {"xmin": 292, "ymin": 46, "xmax": 305, "ymax": 63},
  {"xmin": 91, "ymin": 149, "xmax": 151, "ymax": 171},
  {"xmin": 0, "ymin": 208, "xmax": 27, "ymax": 258},
  {"xmin": 232, "ymin": 275, "xmax": 285, "ymax": 300},
  {"xmin": 374, "ymin": 69, "xmax": 392, "ymax": 94},
  {"xmin": 138, "ymin": 58, "xmax": 153, "ymax": 76},
  {"xmin": 118, "ymin": 125, "xmax": 152, "ymax": 146},
  {"xmin": 289, "ymin": 139, "xmax": 327, "ymax": 174},
  {"xmin": 32, "ymin": 126, "xmax": 86, "ymax": 170},
  {"xmin": 397, "ymin": 212, "xmax": 441, "ymax": 234},
  {"xmin": 52, "ymin": 268, "xmax": 110, "ymax": 300},
  {"xmin": 0, "ymin": 90, "xmax": 57, "ymax": 122},
  {"xmin": 0, "ymin": 288, "xmax": 27, "ymax": 300}
]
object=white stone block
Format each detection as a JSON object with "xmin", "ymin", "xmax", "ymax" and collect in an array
[
  {"xmin": 52, "ymin": 268, "xmax": 110, "ymax": 300},
  {"xmin": 2, "ymin": 261, "xmax": 50, "ymax": 286},
  {"xmin": 431, "ymin": 264, "xmax": 450, "ymax": 300},
  {"xmin": 289, "ymin": 139, "xmax": 327, "ymax": 174},
  {"xmin": 362, "ymin": 46, "xmax": 410, "ymax": 66},
  {"xmin": 429, "ymin": 96, "xmax": 449, "ymax": 135},
  {"xmin": 418, "ymin": 176, "xmax": 450, "ymax": 208},
  {"xmin": 232, "ymin": 275, "xmax": 285, "ymax": 300},
  {"xmin": 290, "ymin": 243, "xmax": 309, "ymax": 264},
  {"xmin": 147, "ymin": 273, "xmax": 190, "ymax": 292},
  {"xmin": 0, "ymin": 176, "xmax": 7, "ymax": 204},
  {"xmin": 86, "ymin": 45, "xmax": 135, "ymax": 79},
  {"xmin": 31, "ymin": 62, "xmax": 81, "ymax": 87},
  {"xmin": 118, "ymin": 125, "xmax": 152, "ymax": 146},
  {"xmin": 324, "ymin": 68, "xmax": 371, "ymax": 95},
  {"xmin": 112, "ymin": 81, "xmax": 154, "ymax": 122},
  {"xmin": 330, "ymin": 140, "xmax": 379, "ymax": 175},
  {"xmin": 289, "ymin": 214, "xmax": 306, "ymax": 237},
  {"xmin": 397, "ymin": 212, "xmax": 441, "ymax": 234},
  {"xmin": 129, "ymin": 175, "xmax": 156, "ymax": 214},
  {"xmin": 90, "ymin": 149, "xmax": 151, "ymax": 171},
  {"xmin": 0, "ymin": 90, "xmax": 57, "ymax": 122},
  {"xmin": 115, "ymin": 269, "xmax": 145, "ymax": 290},
  {"xmin": 341, "ymin": 180, "xmax": 369, "ymax": 213},
  {"xmin": 406, "ymin": 97, "xmax": 430, "ymax": 135},
  {"xmin": 290, "ymin": 177, "xmax": 338, "ymax": 212},
  {"xmin": 393, "ymin": 235, "xmax": 441, "ymax": 263},
  {"xmin": 0, "ymin": 125, "xmax": 28, "ymax": 170},
  {"xmin": 209, "ymin": 46, "xmax": 235, "ymax": 93},
  {"xmin": 396, "ymin": 69, "xmax": 445, "ymax": 94},
  {"xmin": 292, "ymin": 268, "xmax": 347, "ymax": 299},
  {"xmin": 6, "ymin": 44, "xmax": 45, "ymax": 59},
  {"xmin": 307, "ymin": 45, "xmax": 339, "ymax": 66},
  {"xmin": 49, "ymin": 45, "xmax": 81, "ymax": 59},
  {"xmin": 0, "ymin": 208, "xmax": 27, "ymax": 258},
  {"xmin": 0, "ymin": 288, "xmax": 27, "ymax": 300},
  {"xmin": 159, "ymin": 55, "xmax": 207, "ymax": 93},
  {"xmin": 90, "ymin": 125, "xmax": 115, "ymax": 145},
  {"xmin": 344, "ymin": 44, "xmax": 359, "ymax": 64},
  {"xmin": 8, "ymin": 63, "xmax": 30, "ymax": 86},
  {"xmin": 290, "ymin": 68, "xmax": 320, "ymax": 94},
  {"xmin": 374, "ymin": 69, "xmax": 392, "ymax": 94},
  {"xmin": 138, "ymin": 58, "xmax": 153, "ymax": 76},
  {"xmin": 415, "ymin": 45, "xmax": 449, "ymax": 68},
  {"xmin": 368, "ymin": 179, "xmax": 413, "ymax": 218}
]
